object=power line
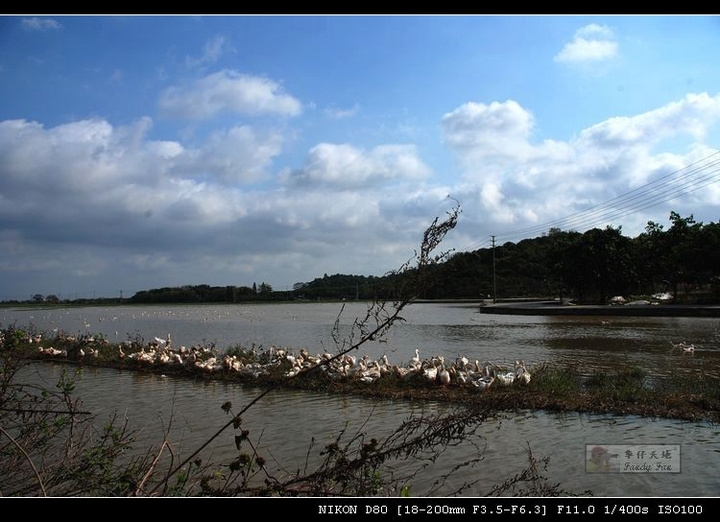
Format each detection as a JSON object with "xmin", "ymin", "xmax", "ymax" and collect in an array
[
  {"xmin": 459, "ymin": 235, "xmax": 494, "ymax": 253},
  {"xmin": 459, "ymin": 149, "xmax": 720, "ymax": 249},
  {"xmin": 499, "ymin": 150, "xmax": 720, "ymax": 242}
]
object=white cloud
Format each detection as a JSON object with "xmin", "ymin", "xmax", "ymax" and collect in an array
[
  {"xmin": 158, "ymin": 69, "xmax": 302, "ymax": 119},
  {"xmin": 577, "ymin": 23, "xmax": 615, "ymax": 40},
  {"xmin": 554, "ymin": 24, "xmax": 618, "ymax": 63},
  {"xmin": 21, "ymin": 18, "xmax": 63, "ymax": 31},
  {"xmin": 0, "ymin": 113, "xmax": 444, "ymax": 298},
  {"xmin": 0, "ymin": 116, "xmax": 284, "ymax": 229},
  {"xmin": 3, "ymin": 90, "xmax": 720, "ymax": 300},
  {"xmin": 0, "ymin": 118, "xmax": 122, "ymax": 194},
  {"xmin": 0, "ymin": 116, "xmax": 428, "ymax": 276},
  {"xmin": 578, "ymin": 92, "xmax": 720, "ymax": 148},
  {"xmin": 324, "ymin": 103, "xmax": 360, "ymax": 119},
  {"xmin": 480, "ymin": 182, "xmax": 514, "ymax": 224},
  {"xmin": 185, "ymin": 35, "xmax": 231, "ymax": 68},
  {"xmin": 555, "ymin": 39, "xmax": 618, "ymax": 63},
  {"xmin": 287, "ymin": 143, "xmax": 431, "ymax": 189},
  {"xmin": 442, "ymin": 93, "xmax": 720, "ymax": 233},
  {"xmin": 176, "ymin": 126, "xmax": 284, "ymax": 183},
  {"xmin": 441, "ymin": 100, "xmax": 542, "ymax": 164}
]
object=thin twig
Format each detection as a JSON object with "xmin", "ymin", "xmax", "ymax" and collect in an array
[
  {"xmin": 0, "ymin": 425, "xmax": 47, "ymax": 497},
  {"xmin": 135, "ymin": 440, "xmax": 169, "ymax": 496},
  {"xmin": 148, "ymin": 200, "xmax": 461, "ymax": 495}
]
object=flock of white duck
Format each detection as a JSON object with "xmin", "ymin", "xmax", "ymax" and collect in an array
[
  {"xmin": 27, "ymin": 331, "xmax": 533, "ymax": 391},
  {"xmin": 281, "ymin": 347, "xmax": 532, "ymax": 390}
]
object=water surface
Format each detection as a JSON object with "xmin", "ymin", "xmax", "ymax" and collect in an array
[{"xmin": 4, "ymin": 302, "xmax": 720, "ymax": 497}]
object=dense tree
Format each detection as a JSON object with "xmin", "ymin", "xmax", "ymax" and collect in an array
[
  {"xmin": 114, "ymin": 212, "xmax": 720, "ymax": 306},
  {"xmin": 633, "ymin": 213, "xmax": 717, "ymax": 301},
  {"xmin": 560, "ymin": 226, "xmax": 636, "ymax": 304},
  {"xmin": 130, "ymin": 284, "xmax": 269, "ymax": 304},
  {"xmin": 545, "ymin": 228, "xmax": 582, "ymax": 300},
  {"xmin": 296, "ymin": 274, "xmax": 382, "ymax": 300}
]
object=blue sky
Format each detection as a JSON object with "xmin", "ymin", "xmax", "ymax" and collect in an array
[{"xmin": 1, "ymin": 15, "xmax": 720, "ymax": 300}]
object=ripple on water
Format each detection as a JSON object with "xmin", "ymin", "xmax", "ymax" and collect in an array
[
  {"xmin": 5, "ymin": 303, "xmax": 720, "ymax": 496},
  {"xmin": 13, "ymin": 362, "xmax": 720, "ymax": 497}
]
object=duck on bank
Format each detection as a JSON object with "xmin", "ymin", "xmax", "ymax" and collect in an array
[
  {"xmin": 5, "ymin": 326, "xmax": 719, "ymax": 423},
  {"xmin": 24, "ymin": 330, "xmax": 532, "ymax": 393}
]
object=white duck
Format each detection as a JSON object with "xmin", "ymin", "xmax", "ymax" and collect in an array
[
  {"xmin": 472, "ymin": 375, "xmax": 494, "ymax": 391},
  {"xmin": 492, "ymin": 365, "xmax": 515, "ymax": 386},
  {"xmin": 423, "ymin": 360, "xmax": 438, "ymax": 382},
  {"xmin": 514, "ymin": 360, "xmax": 531, "ymax": 384},
  {"xmin": 437, "ymin": 362, "xmax": 451, "ymax": 386},
  {"xmin": 409, "ymin": 349, "xmax": 421, "ymax": 369}
]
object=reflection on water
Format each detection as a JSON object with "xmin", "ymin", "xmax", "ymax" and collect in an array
[
  {"xmin": 18, "ymin": 360, "xmax": 720, "ymax": 497},
  {"xmin": 4, "ymin": 302, "xmax": 718, "ymax": 378},
  {"xmin": 5, "ymin": 303, "xmax": 720, "ymax": 497}
]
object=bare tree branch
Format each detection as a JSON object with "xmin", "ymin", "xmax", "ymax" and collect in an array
[{"xmin": 0, "ymin": 425, "xmax": 47, "ymax": 497}]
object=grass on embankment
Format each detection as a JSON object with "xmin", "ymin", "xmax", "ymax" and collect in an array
[{"xmin": 7, "ymin": 329, "xmax": 720, "ymax": 424}]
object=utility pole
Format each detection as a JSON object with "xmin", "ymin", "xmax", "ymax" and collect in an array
[{"xmin": 492, "ymin": 235, "xmax": 497, "ymax": 304}]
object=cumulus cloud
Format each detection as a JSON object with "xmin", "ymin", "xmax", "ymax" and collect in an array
[
  {"xmin": 441, "ymin": 99, "xmax": 573, "ymax": 180},
  {"xmin": 578, "ymin": 92, "xmax": 720, "ymax": 147},
  {"xmin": 442, "ymin": 100, "xmax": 535, "ymax": 159},
  {"xmin": 158, "ymin": 69, "xmax": 302, "ymax": 119},
  {"xmin": 21, "ymin": 17, "xmax": 63, "ymax": 31},
  {"xmin": 287, "ymin": 143, "xmax": 431, "ymax": 189},
  {"xmin": 176, "ymin": 126, "xmax": 284, "ymax": 183},
  {"xmin": 0, "ymin": 118, "xmax": 135, "ymax": 195},
  {"xmin": 3, "ymin": 91, "xmax": 720, "ymax": 300},
  {"xmin": 0, "ymin": 117, "xmax": 285, "ymax": 236},
  {"xmin": 0, "ymin": 114, "xmax": 437, "ymax": 299},
  {"xmin": 554, "ymin": 23, "xmax": 618, "ymax": 63},
  {"xmin": 442, "ymin": 93, "xmax": 720, "ymax": 233}
]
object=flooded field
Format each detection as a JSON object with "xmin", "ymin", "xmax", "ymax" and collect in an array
[{"xmin": 3, "ymin": 302, "xmax": 720, "ymax": 496}]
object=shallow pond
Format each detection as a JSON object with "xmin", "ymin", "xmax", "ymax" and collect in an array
[{"xmin": 4, "ymin": 302, "xmax": 720, "ymax": 497}]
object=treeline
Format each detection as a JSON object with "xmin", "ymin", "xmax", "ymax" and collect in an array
[
  {"xmin": 129, "ymin": 276, "xmax": 395, "ymax": 304},
  {"xmin": 423, "ymin": 211, "xmax": 720, "ymax": 304},
  {"xmin": 130, "ymin": 282, "xmax": 280, "ymax": 304},
  {"xmin": 125, "ymin": 212, "xmax": 720, "ymax": 305},
  {"xmin": 292, "ymin": 212, "xmax": 720, "ymax": 304},
  {"xmin": 293, "ymin": 273, "xmax": 386, "ymax": 300}
]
